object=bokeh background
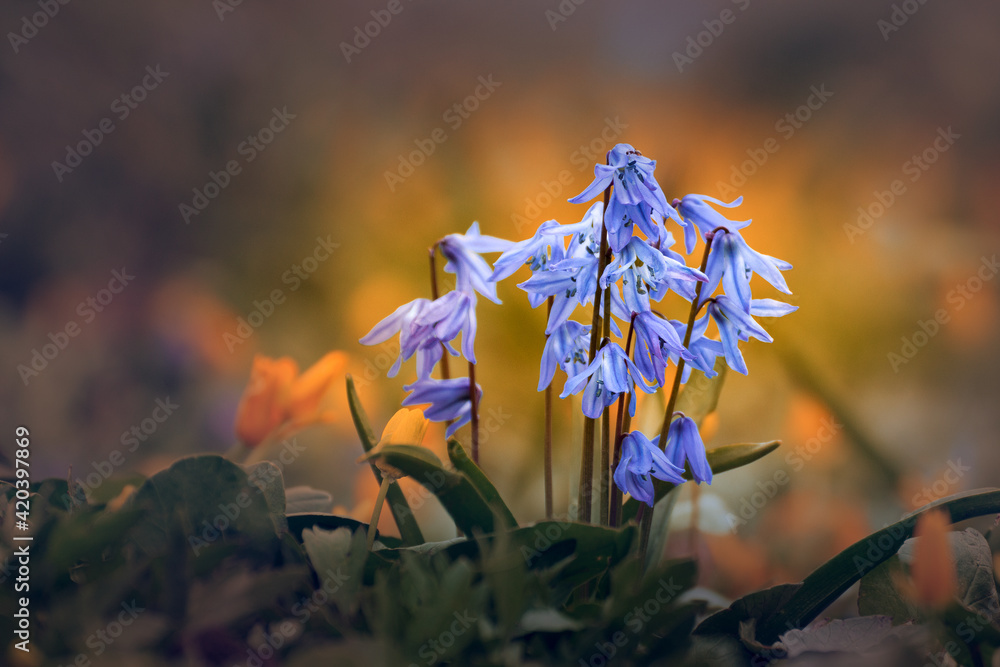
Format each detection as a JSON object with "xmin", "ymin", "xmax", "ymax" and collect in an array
[{"xmin": 1, "ymin": 0, "xmax": 999, "ymax": 599}]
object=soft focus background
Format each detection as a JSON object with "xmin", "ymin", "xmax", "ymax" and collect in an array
[{"xmin": 1, "ymin": 0, "xmax": 999, "ymax": 599}]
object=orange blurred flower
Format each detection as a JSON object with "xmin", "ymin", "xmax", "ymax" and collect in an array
[
  {"xmin": 234, "ymin": 352, "xmax": 346, "ymax": 447},
  {"xmin": 908, "ymin": 509, "xmax": 957, "ymax": 609}
]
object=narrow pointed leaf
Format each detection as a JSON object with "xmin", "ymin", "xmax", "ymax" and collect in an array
[
  {"xmin": 346, "ymin": 375, "xmax": 425, "ymax": 546},
  {"xmin": 751, "ymin": 488, "xmax": 1000, "ymax": 644},
  {"xmin": 363, "ymin": 444, "xmax": 496, "ymax": 535},
  {"xmin": 447, "ymin": 439, "xmax": 517, "ymax": 529}
]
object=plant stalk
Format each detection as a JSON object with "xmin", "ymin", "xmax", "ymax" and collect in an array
[
  {"xmin": 578, "ymin": 184, "xmax": 611, "ymax": 523},
  {"xmin": 469, "ymin": 360, "xmax": 479, "ymax": 464},
  {"xmin": 544, "ymin": 296, "xmax": 554, "ymax": 518},
  {"xmin": 366, "ymin": 477, "xmax": 392, "ymax": 551}
]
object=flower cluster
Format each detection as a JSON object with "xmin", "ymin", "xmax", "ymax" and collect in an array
[
  {"xmin": 491, "ymin": 144, "xmax": 797, "ymax": 506},
  {"xmin": 360, "ymin": 142, "xmax": 796, "ymax": 509},
  {"xmin": 360, "ymin": 223, "xmax": 511, "ymax": 438}
]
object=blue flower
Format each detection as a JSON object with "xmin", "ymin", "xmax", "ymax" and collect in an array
[
  {"xmin": 570, "ymin": 144, "xmax": 671, "ymax": 215},
  {"xmin": 665, "ymin": 414, "xmax": 711, "ymax": 484},
  {"xmin": 538, "ymin": 320, "xmax": 591, "ymax": 391},
  {"xmin": 517, "ymin": 255, "xmax": 596, "ymax": 333},
  {"xmin": 666, "ymin": 315, "xmax": 724, "ymax": 383},
  {"xmin": 601, "ymin": 237, "xmax": 706, "ymax": 313},
  {"xmin": 402, "ymin": 377, "xmax": 481, "ymax": 439},
  {"xmin": 490, "ymin": 202, "xmax": 603, "ymax": 283},
  {"xmin": 359, "ymin": 291, "xmax": 476, "ymax": 379},
  {"xmin": 412, "ymin": 291, "xmax": 478, "ymax": 371},
  {"xmin": 359, "ymin": 298, "xmax": 432, "ymax": 377},
  {"xmin": 438, "ymin": 222, "xmax": 513, "ymax": 304},
  {"xmin": 631, "ymin": 311, "xmax": 693, "ymax": 388},
  {"xmin": 603, "ymin": 198, "xmax": 683, "ymax": 253},
  {"xmin": 612, "ymin": 431, "xmax": 685, "ymax": 506},
  {"xmin": 703, "ymin": 228, "xmax": 792, "ymax": 313},
  {"xmin": 674, "ymin": 194, "xmax": 751, "ymax": 252},
  {"xmin": 561, "ymin": 342, "xmax": 654, "ymax": 419},
  {"xmin": 705, "ymin": 295, "xmax": 773, "ymax": 375}
]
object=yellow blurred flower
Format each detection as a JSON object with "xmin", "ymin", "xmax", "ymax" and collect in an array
[{"xmin": 234, "ymin": 352, "xmax": 346, "ymax": 448}]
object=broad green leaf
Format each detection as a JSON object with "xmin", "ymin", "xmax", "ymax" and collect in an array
[
  {"xmin": 897, "ymin": 527, "xmax": 1000, "ymax": 621},
  {"xmin": 620, "ymin": 441, "xmax": 780, "ymax": 524},
  {"xmin": 755, "ymin": 488, "xmax": 1000, "ymax": 644},
  {"xmin": 447, "ymin": 439, "xmax": 517, "ymax": 529},
  {"xmin": 284, "ymin": 485, "xmax": 335, "ymax": 514},
  {"xmin": 346, "ymin": 375, "xmax": 424, "ymax": 546},
  {"xmin": 243, "ymin": 460, "xmax": 288, "ymax": 536},
  {"xmin": 362, "ymin": 444, "xmax": 497, "ymax": 535},
  {"xmin": 856, "ymin": 555, "xmax": 921, "ymax": 624},
  {"xmin": 127, "ymin": 455, "xmax": 281, "ymax": 563}
]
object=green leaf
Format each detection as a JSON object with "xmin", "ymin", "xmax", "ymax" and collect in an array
[
  {"xmin": 301, "ymin": 526, "xmax": 367, "ymax": 614},
  {"xmin": 695, "ymin": 582, "xmax": 802, "ymax": 637},
  {"xmin": 856, "ymin": 555, "xmax": 922, "ymax": 624},
  {"xmin": 126, "ymin": 454, "xmax": 281, "ymax": 562},
  {"xmin": 755, "ymin": 488, "xmax": 1000, "ymax": 644},
  {"xmin": 285, "ymin": 485, "xmax": 335, "ymax": 514},
  {"xmin": 346, "ymin": 375, "xmax": 424, "ymax": 546},
  {"xmin": 363, "ymin": 444, "xmax": 497, "ymax": 535},
  {"xmin": 447, "ymin": 439, "xmax": 517, "ymax": 529},
  {"xmin": 620, "ymin": 441, "xmax": 780, "ymax": 524},
  {"xmin": 644, "ymin": 486, "xmax": 680, "ymax": 572},
  {"xmin": 243, "ymin": 460, "xmax": 288, "ymax": 536}
]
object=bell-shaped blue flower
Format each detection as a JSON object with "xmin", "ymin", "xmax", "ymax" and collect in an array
[
  {"xmin": 705, "ymin": 295, "xmax": 773, "ymax": 375},
  {"xmin": 490, "ymin": 202, "xmax": 603, "ymax": 282},
  {"xmin": 538, "ymin": 320, "xmax": 591, "ymax": 391},
  {"xmin": 561, "ymin": 342, "xmax": 654, "ymax": 419},
  {"xmin": 570, "ymin": 144, "xmax": 671, "ymax": 214},
  {"xmin": 666, "ymin": 315, "xmax": 724, "ymax": 384},
  {"xmin": 665, "ymin": 414, "xmax": 712, "ymax": 484},
  {"xmin": 402, "ymin": 376, "xmax": 481, "ymax": 439},
  {"xmin": 360, "ymin": 291, "xmax": 477, "ymax": 379},
  {"xmin": 438, "ymin": 221, "xmax": 512, "ymax": 304},
  {"xmin": 674, "ymin": 194, "xmax": 751, "ymax": 252},
  {"xmin": 601, "ymin": 237, "xmax": 706, "ymax": 313},
  {"xmin": 631, "ymin": 311, "xmax": 693, "ymax": 388},
  {"xmin": 613, "ymin": 431, "xmax": 685, "ymax": 506},
  {"xmin": 703, "ymin": 228, "xmax": 792, "ymax": 313}
]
